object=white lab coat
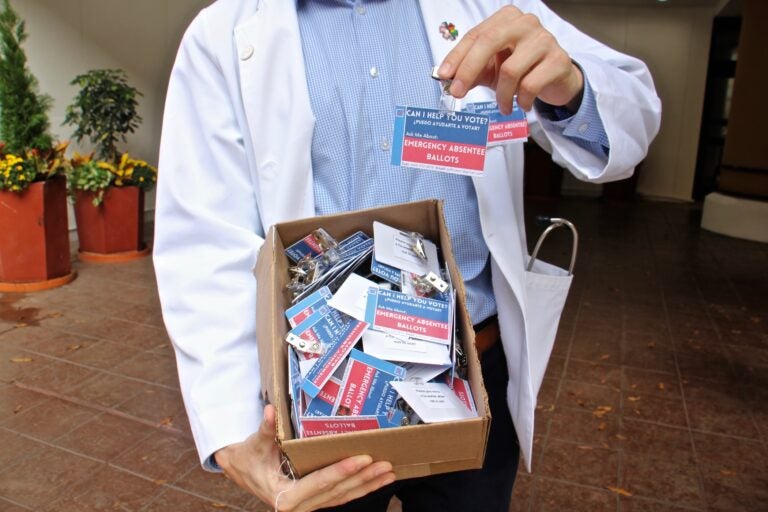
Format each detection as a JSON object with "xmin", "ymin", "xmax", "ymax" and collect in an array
[{"xmin": 154, "ymin": 0, "xmax": 661, "ymax": 472}]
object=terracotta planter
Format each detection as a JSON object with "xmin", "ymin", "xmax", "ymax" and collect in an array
[
  {"xmin": 0, "ymin": 176, "xmax": 75, "ymax": 291},
  {"xmin": 73, "ymin": 186, "xmax": 149, "ymax": 263}
]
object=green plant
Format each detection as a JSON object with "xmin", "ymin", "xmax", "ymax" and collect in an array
[
  {"xmin": 64, "ymin": 69, "xmax": 142, "ymax": 162},
  {"xmin": 0, "ymin": 0, "xmax": 53, "ymax": 156},
  {"xmin": 68, "ymin": 152, "xmax": 156, "ymax": 206}
]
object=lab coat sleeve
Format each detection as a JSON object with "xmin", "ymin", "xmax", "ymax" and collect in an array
[
  {"xmin": 516, "ymin": 0, "xmax": 662, "ymax": 183},
  {"xmin": 153, "ymin": 11, "xmax": 265, "ymax": 468}
]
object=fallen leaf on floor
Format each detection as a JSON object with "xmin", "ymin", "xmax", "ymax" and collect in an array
[
  {"xmin": 599, "ymin": 354, "xmax": 611, "ymax": 361},
  {"xmin": 600, "ymin": 378, "xmax": 607, "ymax": 385},
  {"xmin": 720, "ymin": 469, "xmax": 737, "ymax": 476},
  {"xmin": 159, "ymin": 417, "xmax": 174, "ymax": 427},
  {"xmin": 47, "ymin": 312, "xmax": 63, "ymax": 319},
  {"xmin": 607, "ymin": 486, "xmax": 633, "ymax": 497},
  {"xmin": 598, "ymin": 422, "xmax": 607, "ymax": 431},
  {"xmin": 153, "ymin": 479, "xmax": 168, "ymax": 485},
  {"xmin": 750, "ymin": 317, "xmax": 761, "ymax": 324},
  {"xmin": 647, "ymin": 341, "xmax": 656, "ymax": 348},
  {"xmin": 212, "ymin": 504, "xmax": 229, "ymax": 509},
  {"xmin": 592, "ymin": 406, "xmax": 613, "ymax": 418},
  {"xmin": 66, "ymin": 344, "xmax": 82, "ymax": 352},
  {"xmin": 630, "ymin": 384, "xmax": 638, "ymax": 389},
  {"xmin": 577, "ymin": 399, "xmax": 586, "ymax": 407},
  {"xmin": 13, "ymin": 405, "xmax": 23, "ymax": 414},
  {"xmin": 14, "ymin": 323, "xmax": 27, "ymax": 328},
  {"xmin": 577, "ymin": 445, "xmax": 592, "ymax": 450},
  {"xmin": 615, "ymin": 434, "xmax": 627, "ymax": 440},
  {"xmin": 627, "ymin": 396, "xmax": 641, "ymax": 402},
  {"xmin": 10, "ymin": 357, "xmax": 33, "ymax": 363},
  {"xmin": 658, "ymin": 383, "xmax": 666, "ymax": 390}
]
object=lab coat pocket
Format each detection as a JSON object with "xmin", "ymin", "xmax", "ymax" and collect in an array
[{"xmin": 523, "ymin": 260, "xmax": 572, "ymax": 399}]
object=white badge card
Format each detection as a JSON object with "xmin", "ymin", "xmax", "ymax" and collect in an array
[
  {"xmin": 401, "ymin": 362, "xmax": 452, "ymax": 383},
  {"xmin": 390, "ymin": 381, "xmax": 476, "ymax": 423},
  {"xmin": 373, "ymin": 222, "xmax": 440, "ymax": 277},
  {"xmin": 464, "ymin": 100, "xmax": 529, "ymax": 146},
  {"xmin": 363, "ymin": 330, "xmax": 452, "ymax": 366},
  {"xmin": 391, "ymin": 106, "xmax": 489, "ymax": 177},
  {"xmin": 327, "ymin": 273, "xmax": 378, "ymax": 323}
]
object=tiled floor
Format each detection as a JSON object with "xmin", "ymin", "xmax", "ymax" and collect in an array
[{"xmin": 0, "ymin": 198, "xmax": 766, "ymax": 511}]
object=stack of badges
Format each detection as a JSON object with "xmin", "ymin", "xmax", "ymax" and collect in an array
[{"xmin": 283, "ymin": 223, "xmax": 477, "ymax": 439}]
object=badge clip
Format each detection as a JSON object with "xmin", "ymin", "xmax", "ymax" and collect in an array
[
  {"xmin": 431, "ymin": 66, "xmax": 461, "ymax": 112},
  {"xmin": 285, "ymin": 333, "xmax": 323, "ymax": 355},
  {"xmin": 408, "ymin": 232, "xmax": 428, "ymax": 261}
]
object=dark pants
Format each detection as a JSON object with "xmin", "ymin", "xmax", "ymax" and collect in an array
[{"xmin": 322, "ymin": 341, "xmax": 520, "ymax": 512}]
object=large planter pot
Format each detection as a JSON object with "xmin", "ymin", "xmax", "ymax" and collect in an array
[
  {"xmin": 73, "ymin": 186, "xmax": 149, "ymax": 263},
  {"xmin": 0, "ymin": 176, "xmax": 76, "ymax": 292}
]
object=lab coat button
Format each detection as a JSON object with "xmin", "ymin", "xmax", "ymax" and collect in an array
[
  {"xmin": 240, "ymin": 45, "xmax": 255, "ymax": 61},
  {"xmin": 356, "ymin": 5, "xmax": 366, "ymax": 15},
  {"xmin": 369, "ymin": 66, "xmax": 379, "ymax": 78},
  {"xmin": 380, "ymin": 138, "xmax": 391, "ymax": 151},
  {"xmin": 578, "ymin": 123, "xmax": 589, "ymax": 134}
]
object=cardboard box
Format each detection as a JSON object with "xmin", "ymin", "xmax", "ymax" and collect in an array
[{"xmin": 255, "ymin": 200, "xmax": 490, "ymax": 480}]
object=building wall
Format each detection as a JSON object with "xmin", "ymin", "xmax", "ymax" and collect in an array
[
  {"xmin": 548, "ymin": 1, "xmax": 716, "ymax": 201},
  {"xmin": 17, "ymin": 1, "xmax": 716, "ymax": 207},
  {"xmin": 15, "ymin": 0, "xmax": 212, "ymax": 224}
]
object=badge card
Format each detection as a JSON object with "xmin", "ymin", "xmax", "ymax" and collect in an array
[
  {"xmin": 304, "ymin": 377, "xmax": 342, "ymax": 417},
  {"xmin": 362, "ymin": 330, "xmax": 452, "ymax": 366},
  {"xmin": 391, "ymin": 106, "xmax": 490, "ymax": 177},
  {"xmin": 390, "ymin": 381, "xmax": 476, "ymax": 423},
  {"xmin": 373, "ymin": 222, "xmax": 440, "ymax": 277},
  {"xmin": 365, "ymin": 287, "xmax": 452, "ymax": 345},
  {"xmin": 464, "ymin": 100, "xmax": 529, "ymax": 146},
  {"xmin": 300, "ymin": 416, "xmax": 386, "ymax": 438},
  {"xmin": 285, "ymin": 287, "xmax": 332, "ymax": 328},
  {"xmin": 332, "ymin": 349, "xmax": 406, "ymax": 419}
]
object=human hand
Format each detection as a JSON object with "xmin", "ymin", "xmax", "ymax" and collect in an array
[
  {"xmin": 214, "ymin": 404, "xmax": 396, "ymax": 511},
  {"xmin": 436, "ymin": 6, "xmax": 584, "ymax": 115}
]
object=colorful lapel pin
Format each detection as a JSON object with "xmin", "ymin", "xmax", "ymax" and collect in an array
[{"xmin": 439, "ymin": 21, "xmax": 459, "ymax": 41}]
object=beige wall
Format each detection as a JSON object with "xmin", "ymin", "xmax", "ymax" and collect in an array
[
  {"xmin": 548, "ymin": 1, "xmax": 717, "ymax": 201},
  {"xmin": 16, "ymin": 0, "xmax": 212, "ymax": 222}
]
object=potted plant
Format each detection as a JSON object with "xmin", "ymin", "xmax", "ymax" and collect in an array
[
  {"xmin": 0, "ymin": 0, "xmax": 74, "ymax": 291},
  {"xmin": 64, "ymin": 69, "xmax": 157, "ymax": 262}
]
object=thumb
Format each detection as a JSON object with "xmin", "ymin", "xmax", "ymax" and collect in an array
[{"xmin": 258, "ymin": 403, "xmax": 277, "ymax": 440}]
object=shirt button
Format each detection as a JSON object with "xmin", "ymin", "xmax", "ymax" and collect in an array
[
  {"xmin": 578, "ymin": 123, "xmax": 589, "ymax": 134},
  {"xmin": 380, "ymin": 138, "xmax": 391, "ymax": 151},
  {"xmin": 369, "ymin": 66, "xmax": 379, "ymax": 78},
  {"xmin": 240, "ymin": 45, "xmax": 254, "ymax": 61},
  {"xmin": 355, "ymin": 4, "xmax": 366, "ymax": 15}
]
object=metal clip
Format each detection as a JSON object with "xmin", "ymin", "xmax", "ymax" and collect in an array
[
  {"xmin": 431, "ymin": 66, "xmax": 461, "ymax": 111},
  {"xmin": 285, "ymin": 333, "xmax": 323, "ymax": 355},
  {"xmin": 408, "ymin": 232, "xmax": 428, "ymax": 261},
  {"xmin": 423, "ymin": 272, "xmax": 449, "ymax": 293}
]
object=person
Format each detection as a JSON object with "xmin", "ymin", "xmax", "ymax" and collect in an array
[{"xmin": 154, "ymin": 1, "xmax": 661, "ymax": 510}]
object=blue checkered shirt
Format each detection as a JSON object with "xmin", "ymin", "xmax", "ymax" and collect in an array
[{"xmin": 297, "ymin": 0, "xmax": 609, "ymax": 324}]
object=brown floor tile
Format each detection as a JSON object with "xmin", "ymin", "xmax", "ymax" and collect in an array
[
  {"xmin": 116, "ymin": 323, "xmax": 171, "ymax": 350},
  {"xmin": 0, "ymin": 428, "xmax": 45, "ymax": 469},
  {"xmin": 622, "ymin": 368, "xmax": 680, "ymax": 398},
  {"xmin": 571, "ymin": 327, "xmax": 622, "ymax": 363},
  {"xmin": 0, "ymin": 445, "xmax": 101, "ymax": 509},
  {"xmin": 691, "ymin": 432, "xmax": 768, "ymax": 472},
  {"xmin": 509, "ymin": 474, "xmax": 533, "ymax": 512},
  {"xmin": 121, "ymin": 303, "xmax": 166, "ymax": 328},
  {"xmin": 544, "ymin": 356, "xmax": 566, "ymax": 380},
  {"xmin": 548, "ymin": 406, "xmax": 621, "ymax": 449},
  {"xmin": 537, "ymin": 378, "xmax": 559, "ymax": 407},
  {"xmin": 0, "ymin": 385, "xmax": 46, "ymax": 420},
  {"xmin": 621, "ymin": 346, "xmax": 677, "ymax": 374},
  {"xmin": 623, "ymin": 331, "xmax": 674, "ymax": 352},
  {"xmin": 111, "ymin": 429, "xmax": 199, "ymax": 482},
  {"xmin": 683, "ymin": 379, "xmax": 761, "ymax": 439},
  {"xmin": 68, "ymin": 372, "xmax": 148, "ymax": 409},
  {"xmin": 619, "ymin": 496, "xmax": 705, "ymax": 511},
  {"xmin": 15, "ymin": 359, "xmax": 96, "ymax": 393},
  {"xmin": 174, "ymin": 465, "xmax": 256, "ymax": 509},
  {"xmin": 622, "ymin": 392, "xmax": 687, "ymax": 427},
  {"xmin": 20, "ymin": 332, "xmax": 96, "ymax": 360},
  {"xmin": 531, "ymin": 478, "xmax": 617, "ymax": 512},
  {"xmin": 619, "ymin": 420, "xmax": 694, "ymax": 464},
  {"xmin": 557, "ymin": 380, "xmax": 621, "ymax": 412},
  {"xmin": 0, "ymin": 497, "xmax": 34, "ymax": 511},
  {"xmin": 620, "ymin": 453, "xmax": 705, "ymax": 509},
  {"xmin": 0, "ymin": 346, "xmax": 53, "ymax": 384},
  {"xmin": 67, "ymin": 340, "xmax": 142, "ymax": 370},
  {"xmin": 142, "ymin": 488, "xmax": 238, "ymax": 511},
  {"xmin": 698, "ymin": 464, "xmax": 768, "ymax": 512},
  {"xmin": 114, "ymin": 385, "xmax": 185, "ymax": 426},
  {"xmin": 112, "ymin": 351, "xmax": 179, "ymax": 388},
  {"xmin": 538, "ymin": 439, "xmax": 619, "ymax": 489},
  {"xmin": 676, "ymin": 352, "xmax": 735, "ymax": 384},
  {"xmin": 55, "ymin": 413, "xmax": 153, "ymax": 461},
  {"xmin": 42, "ymin": 465, "xmax": 163, "ymax": 511},
  {"xmin": 0, "ymin": 325, "xmax": 59, "ymax": 349},
  {"xmin": 1, "ymin": 397, "xmax": 96, "ymax": 442},
  {"xmin": 565, "ymin": 360, "xmax": 622, "ymax": 388}
]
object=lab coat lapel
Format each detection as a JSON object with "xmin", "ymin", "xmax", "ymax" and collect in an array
[{"xmin": 234, "ymin": 3, "xmax": 316, "ymax": 229}]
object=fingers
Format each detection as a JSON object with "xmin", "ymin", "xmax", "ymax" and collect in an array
[
  {"xmin": 494, "ymin": 35, "xmax": 549, "ymax": 114},
  {"xmin": 258, "ymin": 403, "xmax": 277, "ymax": 441},
  {"xmin": 276, "ymin": 456, "xmax": 394, "ymax": 512}
]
